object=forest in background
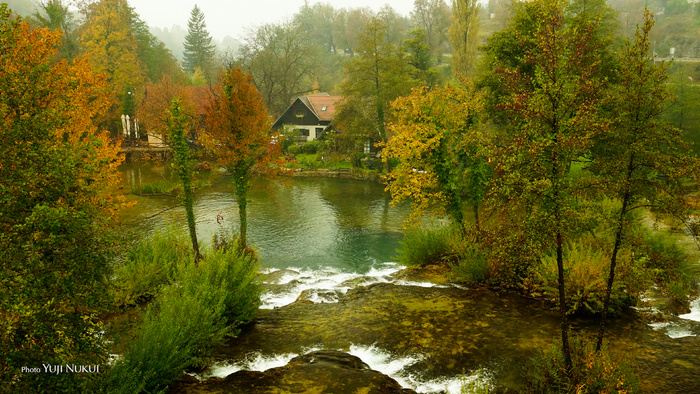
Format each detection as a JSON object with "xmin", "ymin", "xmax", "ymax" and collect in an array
[{"xmin": 4, "ymin": 0, "xmax": 698, "ymax": 152}]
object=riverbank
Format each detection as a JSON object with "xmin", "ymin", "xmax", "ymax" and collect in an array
[{"xmin": 285, "ymin": 167, "xmax": 383, "ymax": 182}]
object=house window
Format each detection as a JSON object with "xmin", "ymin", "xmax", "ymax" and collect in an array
[
  {"xmin": 298, "ymin": 128, "xmax": 309, "ymax": 137},
  {"xmin": 321, "ymin": 106, "xmax": 327, "ymax": 111},
  {"xmin": 364, "ymin": 139, "xmax": 371, "ymax": 154},
  {"xmin": 315, "ymin": 128, "xmax": 323, "ymax": 138},
  {"xmin": 296, "ymin": 110, "xmax": 304, "ymax": 118}
]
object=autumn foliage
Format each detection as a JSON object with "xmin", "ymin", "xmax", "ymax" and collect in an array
[
  {"xmin": 384, "ymin": 83, "xmax": 486, "ymax": 230},
  {"xmin": 0, "ymin": 6, "xmax": 122, "ymax": 390},
  {"xmin": 137, "ymin": 75, "xmax": 197, "ymax": 143},
  {"xmin": 205, "ymin": 67, "xmax": 284, "ymax": 246}
]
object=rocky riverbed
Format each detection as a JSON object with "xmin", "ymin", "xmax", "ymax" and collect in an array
[{"xmin": 169, "ymin": 265, "xmax": 700, "ymax": 393}]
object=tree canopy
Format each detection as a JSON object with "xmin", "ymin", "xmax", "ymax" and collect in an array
[
  {"xmin": 0, "ymin": 5, "xmax": 122, "ymax": 390},
  {"xmin": 183, "ymin": 4, "xmax": 216, "ymax": 79}
]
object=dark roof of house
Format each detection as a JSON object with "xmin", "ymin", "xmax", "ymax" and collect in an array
[{"xmin": 271, "ymin": 93, "xmax": 342, "ymax": 129}]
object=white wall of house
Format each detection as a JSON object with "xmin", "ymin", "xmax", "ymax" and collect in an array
[{"xmin": 285, "ymin": 124, "xmax": 325, "ymax": 142}]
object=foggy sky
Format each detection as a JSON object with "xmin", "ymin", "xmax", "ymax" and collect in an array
[{"xmin": 128, "ymin": 0, "xmax": 416, "ymax": 40}]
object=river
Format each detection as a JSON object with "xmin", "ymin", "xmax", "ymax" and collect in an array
[{"xmin": 118, "ymin": 161, "xmax": 700, "ymax": 393}]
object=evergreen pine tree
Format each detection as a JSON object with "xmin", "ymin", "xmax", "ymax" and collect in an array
[{"xmin": 183, "ymin": 5, "xmax": 215, "ymax": 77}]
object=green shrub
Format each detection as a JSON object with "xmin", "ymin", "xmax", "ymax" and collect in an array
[
  {"xmin": 454, "ymin": 368, "xmax": 491, "ymax": 393},
  {"xmin": 112, "ymin": 230, "xmax": 191, "ymax": 306},
  {"xmin": 640, "ymin": 230, "xmax": 689, "ymax": 272},
  {"xmin": 524, "ymin": 335, "xmax": 638, "ymax": 394},
  {"xmin": 130, "ymin": 179, "xmax": 177, "ymax": 195},
  {"xmin": 526, "ymin": 242, "xmax": 638, "ymax": 316},
  {"xmin": 396, "ymin": 225, "xmax": 461, "ymax": 267},
  {"xmin": 109, "ymin": 245, "xmax": 261, "ymax": 393},
  {"xmin": 351, "ymin": 152, "xmax": 365, "ymax": 168},
  {"xmin": 633, "ymin": 229, "xmax": 698, "ymax": 310},
  {"xmin": 451, "ymin": 246, "xmax": 489, "ymax": 283},
  {"xmin": 287, "ymin": 144, "xmax": 301, "ymax": 155},
  {"xmin": 301, "ymin": 140, "xmax": 323, "ymax": 154},
  {"xmin": 297, "ymin": 153, "xmax": 321, "ymax": 169}
]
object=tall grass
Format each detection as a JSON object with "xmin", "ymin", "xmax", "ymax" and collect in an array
[
  {"xmin": 396, "ymin": 225, "xmax": 458, "ymax": 267},
  {"xmin": 524, "ymin": 335, "xmax": 638, "ymax": 394},
  {"xmin": 130, "ymin": 179, "xmax": 177, "ymax": 195},
  {"xmin": 526, "ymin": 242, "xmax": 639, "ymax": 316},
  {"xmin": 130, "ymin": 179, "xmax": 211, "ymax": 196},
  {"xmin": 111, "ymin": 230, "xmax": 191, "ymax": 306},
  {"xmin": 108, "ymin": 244, "xmax": 261, "ymax": 394}
]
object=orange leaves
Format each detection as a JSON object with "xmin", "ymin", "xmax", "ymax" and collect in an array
[
  {"xmin": 205, "ymin": 68, "xmax": 275, "ymax": 173},
  {"xmin": 137, "ymin": 75, "xmax": 197, "ymax": 139}
]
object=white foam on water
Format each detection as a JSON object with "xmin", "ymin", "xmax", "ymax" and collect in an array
[
  {"xmin": 346, "ymin": 344, "xmax": 488, "ymax": 394},
  {"xmin": 201, "ymin": 344, "xmax": 484, "ymax": 392},
  {"xmin": 647, "ymin": 321, "xmax": 695, "ymax": 339},
  {"xmin": 200, "ymin": 347, "xmax": 324, "ymax": 380},
  {"xmin": 259, "ymin": 263, "xmax": 403, "ymax": 309},
  {"xmin": 258, "ymin": 263, "xmax": 451, "ymax": 309},
  {"xmin": 395, "ymin": 279, "xmax": 450, "ymax": 288},
  {"xmin": 679, "ymin": 297, "xmax": 700, "ymax": 323}
]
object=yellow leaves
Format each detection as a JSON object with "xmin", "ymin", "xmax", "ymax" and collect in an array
[
  {"xmin": 79, "ymin": 0, "xmax": 144, "ymax": 99},
  {"xmin": 384, "ymin": 83, "xmax": 484, "ymax": 224}
]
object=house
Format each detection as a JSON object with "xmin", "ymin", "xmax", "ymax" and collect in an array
[{"xmin": 271, "ymin": 93, "xmax": 341, "ymax": 142}]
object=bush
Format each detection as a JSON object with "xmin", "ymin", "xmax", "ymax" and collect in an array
[
  {"xmin": 455, "ymin": 368, "xmax": 491, "ymax": 393},
  {"xmin": 524, "ymin": 335, "xmax": 638, "ymax": 394},
  {"xmin": 301, "ymin": 140, "xmax": 323, "ymax": 154},
  {"xmin": 287, "ymin": 144, "xmax": 301, "ymax": 155},
  {"xmin": 525, "ymin": 242, "xmax": 637, "ymax": 316},
  {"xmin": 130, "ymin": 179, "xmax": 177, "ymax": 195},
  {"xmin": 112, "ymin": 230, "xmax": 191, "ymax": 306},
  {"xmin": 451, "ymin": 246, "xmax": 489, "ymax": 283},
  {"xmin": 351, "ymin": 152, "xmax": 365, "ymax": 168},
  {"xmin": 396, "ymin": 225, "xmax": 463, "ymax": 267},
  {"xmin": 635, "ymin": 230, "xmax": 697, "ymax": 310},
  {"xmin": 109, "ymin": 245, "xmax": 261, "ymax": 393}
]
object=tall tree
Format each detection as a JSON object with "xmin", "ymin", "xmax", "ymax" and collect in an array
[
  {"xmin": 492, "ymin": 0, "xmax": 607, "ymax": 371},
  {"xmin": 128, "ymin": 8, "xmax": 184, "ymax": 83},
  {"xmin": 137, "ymin": 74, "xmax": 196, "ymax": 144},
  {"xmin": 0, "ymin": 5, "xmax": 122, "ymax": 390},
  {"xmin": 335, "ymin": 17, "xmax": 417, "ymax": 168},
  {"xmin": 78, "ymin": 0, "xmax": 144, "ymax": 131},
  {"xmin": 239, "ymin": 20, "xmax": 319, "ymax": 116},
  {"xmin": 167, "ymin": 98, "xmax": 202, "ymax": 261},
  {"xmin": 377, "ymin": 4, "xmax": 411, "ymax": 46},
  {"xmin": 404, "ymin": 28, "xmax": 440, "ymax": 88},
  {"xmin": 29, "ymin": 0, "xmax": 78, "ymax": 60},
  {"xmin": 205, "ymin": 68, "xmax": 283, "ymax": 248},
  {"xmin": 592, "ymin": 8, "xmax": 699, "ymax": 351},
  {"xmin": 384, "ymin": 84, "xmax": 486, "ymax": 232},
  {"xmin": 333, "ymin": 7, "xmax": 375, "ymax": 52},
  {"xmin": 410, "ymin": 0, "xmax": 452, "ymax": 59},
  {"xmin": 183, "ymin": 5, "xmax": 216, "ymax": 79},
  {"xmin": 449, "ymin": 0, "xmax": 480, "ymax": 78},
  {"xmin": 294, "ymin": 0, "xmax": 337, "ymax": 52}
]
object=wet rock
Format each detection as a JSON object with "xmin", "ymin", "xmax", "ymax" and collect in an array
[
  {"xmin": 296, "ymin": 288, "xmax": 342, "ymax": 303},
  {"xmin": 338, "ymin": 275, "xmax": 386, "ymax": 288},
  {"xmin": 261, "ymin": 269, "xmax": 300, "ymax": 284},
  {"xmin": 389, "ymin": 264, "xmax": 452, "ymax": 286},
  {"xmin": 169, "ymin": 350, "xmax": 417, "ymax": 394}
]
